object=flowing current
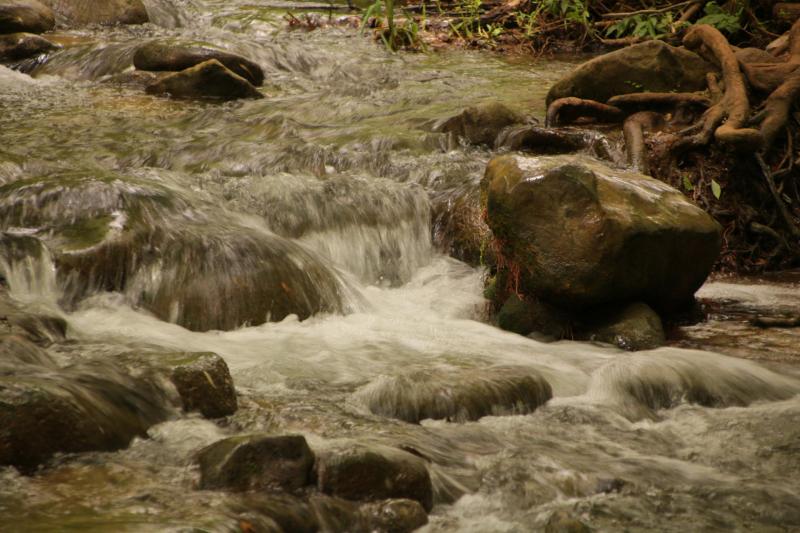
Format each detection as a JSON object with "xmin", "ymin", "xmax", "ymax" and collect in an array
[{"xmin": 1, "ymin": 1, "xmax": 800, "ymax": 531}]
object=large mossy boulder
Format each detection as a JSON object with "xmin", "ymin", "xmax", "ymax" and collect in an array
[
  {"xmin": 134, "ymin": 41, "xmax": 265, "ymax": 86},
  {"xmin": 0, "ymin": 352, "xmax": 170, "ymax": 472},
  {"xmin": 316, "ymin": 442, "xmax": 434, "ymax": 511},
  {"xmin": 0, "ymin": 32, "xmax": 58, "ymax": 61},
  {"xmin": 483, "ymin": 155, "xmax": 721, "ymax": 313},
  {"xmin": 38, "ymin": 0, "xmax": 147, "ymax": 26},
  {"xmin": 146, "ymin": 59, "xmax": 263, "ymax": 101},
  {"xmin": 0, "ymin": 172, "xmax": 345, "ymax": 331},
  {"xmin": 546, "ymin": 41, "xmax": 714, "ymax": 106},
  {"xmin": 197, "ymin": 434, "xmax": 315, "ymax": 492},
  {"xmin": 356, "ymin": 365, "xmax": 552, "ymax": 423},
  {"xmin": 0, "ymin": 0, "xmax": 54, "ymax": 34}
]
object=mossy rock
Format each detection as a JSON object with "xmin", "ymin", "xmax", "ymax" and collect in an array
[
  {"xmin": 582, "ymin": 302, "xmax": 665, "ymax": 351},
  {"xmin": 170, "ymin": 352, "xmax": 237, "ymax": 418}
]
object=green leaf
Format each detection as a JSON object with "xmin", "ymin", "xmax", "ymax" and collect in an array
[
  {"xmin": 683, "ymin": 175, "xmax": 694, "ymax": 192},
  {"xmin": 711, "ymin": 179, "xmax": 722, "ymax": 199}
]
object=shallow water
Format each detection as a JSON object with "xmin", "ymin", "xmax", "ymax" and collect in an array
[{"xmin": 1, "ymin": 1, "xmax": 799, "ymax": 531}]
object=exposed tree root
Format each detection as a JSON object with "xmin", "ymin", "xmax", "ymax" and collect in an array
[
  {"xmin": 608, "ymin": 92, "xmax": 711, "ymax": 112},
  {"xmin": 623, "ymin": 111, "xmax": 665, "ymax": 174},
  {"xmin": 545, "ymin": 97, "xmax": 623, "ymax": 127}
]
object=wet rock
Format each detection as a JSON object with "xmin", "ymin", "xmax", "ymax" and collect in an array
[
  {"xmin": 583, "ymin": 302, "xmax": 665, "ymax": 351},
  {"xmin": 483, "ymin": 155, "xmax": 722, "ymax": 313},
  {"xmin": 497, "ymin": 293, "xmax": 570, "ymax": 338},
  {"xmin": 316, "ymin": 443, "xmax": 434, "ymax": 511},
  {"xmin": 145, "ymin": 59, "xmax": 263, "ymax": 101},
  {"xmin": 431, "ymin": 187, "xmax": 489, "ymax": 267},
  {"xmin": 734, "ymin": 46, "xmax": 782, "ymax": 65},
  {"xmin": 433, "ymin": 102, "xmax": 525, "ymax": 146},
  {"xmin": 496, "ymin": 125, "xmax": 620, "ymax": 163},
  {"xmin": 38, "ymin": 0, "xmax": 147, "ymax": 27},
  {"xmin": 0, "ymin": 292, "xmax": 66, "ymax": 345},
  {"xmin": 0, "ymin": 32, "xmax": 58, "ymax": 61},
  {"xmin": 358, "ymin": 499, "xmax": 429, "ymax": 533},
  {"xmin": 0, "ymin": 334, "xmax": 56, "ymax": 373},
  {"xmin": 546, "ymin": 41, "xmax": 714, "ymax": 105},
  {"xmin": 358, "ymin": 365, "xmax": 552, "ymax": 423},
  {"xmin": 197, "ymin": 434, "xmax": 315, "ymax": 492},
  {"xmin": 134, "ymin": 41, "xmax": 265, "ymax": 86},
  {"xmin": 0, "ymin": 1, "xmax": 54, "ymax": 34},
  {"xmin": 238, "ymin": 494, "xmax": 320, "ymax": 533},
  {"xmin": 545, "ymin": 509, "xmax": 591, "ymax": 533},
  {"xmin": 0, "ymin": 174, "xmax": 345, "ymax": 332},
  {"xmin": 170, "ymin": 352, "xmax": 237, "ymax": 418},
  {"xmin": 0, "ymin": 359, "xmax": 170, "ymax": 472}
]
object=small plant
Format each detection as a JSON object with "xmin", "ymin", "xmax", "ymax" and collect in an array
[
  {"xmin": 361, "ymin": 0, "xmax": 423, "ymax": 51},
  {"xmin": 696, "ymin": 1, "xmax": 743, "ymax": 35},
  {"xmin": 606, "ymin": 12, "xmax": 678, "ymax": 39}
]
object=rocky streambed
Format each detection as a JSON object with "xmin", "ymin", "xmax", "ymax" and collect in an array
[{"xmin": 1, "ymin": 0, "xmax": 800, "ymax": 531}]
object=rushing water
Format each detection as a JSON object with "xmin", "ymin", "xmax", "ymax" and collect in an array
[{"xmin": 1, "ymin": 1, "xmax": 800, "ymax": 531}]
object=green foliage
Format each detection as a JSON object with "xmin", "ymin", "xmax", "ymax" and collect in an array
[
  {"xmin": 606, "ymin": 12, "xmax": 677, "ymax": 39},
  {"xmin": 361, "ymin": 0, "xmax": 423, "ymax": 51},
  {"xmin": 682, "ymin": 174, "xmax": 694, "ymax": 192},
  {"xmin": 711, "ymin": 179, "xmax": 722, "ymax": 199},
  {"xmin": 696, "ymin": 1, "xmax": 742, "ymax": 35},
  {"xmin": 541, "ymin": 0, "xmax": 591, "ymax": 27}
]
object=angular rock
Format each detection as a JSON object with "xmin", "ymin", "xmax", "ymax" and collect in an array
[
  {"xmin": 0, "ymin": 32, "xmax": 58, "ymax": 61},
  {"xmin": 583, "ymin": 302, "xmax": 665, "ymax": 351},
  {"xmin": 145, "ymin": 59, "xmax": 263, "ymax": 101},
  {"xmin": 358, "ymin": 365, "xmax": 552, "ymax": 423},
  {"xmin": 0, "ymin": 359, "xmax": 170, "ymax": 472},
  {"xmin": 38, "ymin": 0, "xmax": 147, "ymax": 26},
  {"xmin": 0, "ymin": 1, "xmax": 54, "ymax": 34},
  {"xmin": 483, "ymin": 155, "xmax": 722, "ymax": 312},
  {"xmin": 316, "ymin": 443, "xmax": 433, "ymax": 511},
  {"xmin": 0, "ymin": 173, "xmax": 345, "ymax": 332},
  {"xmin": 170, "ymin": 352, "xmax": 237, "ymax": 418},
  {"xmin": 546, "ymin": 41, "xmax": 714, "ymax": 106},
  {"xmin": 358, "ymin": 499, "xmax": 429, "ymax": 533},
  {"xmin": 433, "ymin": 102, "xmax": 524, "ymax": 146},
  {"xmin": 134, "ymin": 41, "xmax": 265, "ymax": 86},
  {"xmin": 197, "ymin": 434, "xmax": 315, "ymax": 492}
]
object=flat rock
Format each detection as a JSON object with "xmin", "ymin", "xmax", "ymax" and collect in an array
[
  {"xmin": 134, "ymin": 40, "xmax": 264, "ymax": 86},
  {"xmin": 317, "ymin": 442, "xmax": 434, "ymax": 511},
  {"xmin": 357, "ymin": 365, "xmax": 552, "ymax": 423},
  {"xmin": 0, "ymin": 0, "xmax": 54, "ymax": 34},
  {"xmin": 197, "ymin": 434, "xmax": 315, "ymax": 492},
  {"xmin": 146, "ymin": 59, "xmax": 263, "ymax": 101}
]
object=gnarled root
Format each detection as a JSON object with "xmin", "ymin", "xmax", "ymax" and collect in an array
[
  {"xmin": 623, "ymin": 111, "xmax": 666, "ymax": 174},
  {"xmin": 545, "ymin": 97, "xmax": 623, "ymax": 127},
  {"xmin": 683, "ymin": 24, "xmax": 762, "ymax": 149},
  {"xmin": 608, "ymin": 92, "xmax": 711, "ymax": 112}
]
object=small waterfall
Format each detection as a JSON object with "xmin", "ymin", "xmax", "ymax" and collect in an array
[{"xmin": 0, "ymin": 233, "xmax": 60, "ymax": 305}]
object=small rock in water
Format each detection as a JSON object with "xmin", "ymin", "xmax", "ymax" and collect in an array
[
  {"xmin": 545, "ymin": 509, "xmax": 591, "ymax": 533},
  {"xmin": 134, "ymin": 41, "xmax": 265, "ymax": 86},
  {"xmin": 358, "ymin": 499, "xmax": 429, "ymax": 533},
  {"xmin": 145, "ymin": 59, "xmax": 264, "ymax": 101},
  {"xmin": 357, "ymin": 365, "xmax": 552, "ymax": 423},
  {"xmin": 433, "ymin": 101, "xmax": 525, "ymax": 147},
  {"xmin": 197, "ymin": 434, "xmax": 315, "ymax": 492},
  {"xmin": 316, "ymin": 442, "xmax": 434, "ymax": 511},
  {"xmin": 0, "ymin": 32, "xmax": 59, "ymax": 61},
  {"xmin": 37, "ymin": 0, "xmax": 147, "ymax": 27},
  {"xmin": 0, "ymin": 1, "xmax": 55, "ymax": 34},
  {"xmin": 170, "ymin": 352, "xmax": 237, "ymax": 418},
  {"xmin": 497, "ymin": 293, "xmax": 570, "ymax": 338},
  {"xmin": 583, "ymin": 302, "xmax": 666, "ymax": 351}
]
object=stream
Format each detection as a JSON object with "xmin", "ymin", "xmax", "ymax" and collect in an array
[{"xmin": 1, "ymin": 1, "xmax": 800, "ymax": 531}]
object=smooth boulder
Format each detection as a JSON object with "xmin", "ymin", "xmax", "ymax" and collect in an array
[
  {"xmin": 483, "ymin": 155, "xmax": 722, "ymax": 312},
  {"xmin": 583, "ymin": 302, "xmax": 665, "ymax": 351},
  {"xmin": 0, "ymin": 32, "xmax": 58, "ymax": 60},
  {"xmin": 357, "ymin": 365, "xmax": 552, "ymax": 423},
  {"xmin": 433, "ymin": 102, "xmax": 524, "ymax": 146},
  {"xmin": 38, "ymin": 0, "xmax": 147, "ymax": 26},
  {"xmin": 546, "ymin": 41, "xmax": 714, "ymax": 106},
  {"xmin": 134, "ymin": 41, "xmax": 265, "ymax": 86},
  {"xmin": 0, "ymin": 0, "xmax": 54, "ymax": 34},
  {"xmin": 197, "ymin": 434, "xmax": 315, "ymax": 492},
  {"xmin": 316, "ymin": 443, "xmax": 434, "ymax": 511},
  {"xmin": 146, "ymin": 59, "xmax": 263, "ymax": 101},
  {"xmin": 170, "ymin": 352, "xmax": 237, "ymax": 418}
]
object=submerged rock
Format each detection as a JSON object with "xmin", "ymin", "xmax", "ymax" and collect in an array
[
  {"xmin": 545, "ymin": 509, "xmax": 591, "ymax": 533},
  {"xmin": 316, "ymin": 443, "xmax": 434, "ymax": 511},
  {"xmin": 583, "ymin": 302, "xmax": 665, "ymax": 351},
  {"xmin": 170, "ymin": 352, "xmax": 237, "ymax": 418},
  {"xmin": 546, "ymin": 41, "xmax": 714, "ymax": 105},
  {"xmin": 357, "ymin": 365, "xmax": 552, "ymax": 423},
  {"xmin": 145, "ymin": 59, "xmax": 263, "ymax": 101},
  {"xmin": 497, "ymin": 293, "xmax": 570, "ymax": 338},
  {"xmin": 0, "ymin": 173, "xmax": 345, "ymax": 331},
  {"xmin": 433, "ymin": 102, "xmax": 525, "ymax": 146},
  {"xmin": 0, "ymin": 32, "xmax": 58, "ymax": 61},
  {"xmin": 38, "ymin": 0, "xmax": 147, "ymax": 26},
  {"xmin": 483, "ymin": 155, "xmax": 721, "ymax": 313},
  {"xmin": 0, "ymin": 357, "xmax": 170, "ymax": 472},
  {"xmin": 197, "ymin": 434, "xmax": 315, "ymax": 492},
  {"xmin": 0, "ymin": 1, "xmax": 54, "ymax": 34},
  {"xmin": 358, "ymin": 499, "xmax": 429, "ymax": 533},
  {"xmin": 134, "ymin": 41, "xmax": 265, "ymax": 86}
]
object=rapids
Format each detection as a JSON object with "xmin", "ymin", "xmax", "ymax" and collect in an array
[{"xmin": 1, "ymin": 1, "xmax": 799, "ymax": 531}]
